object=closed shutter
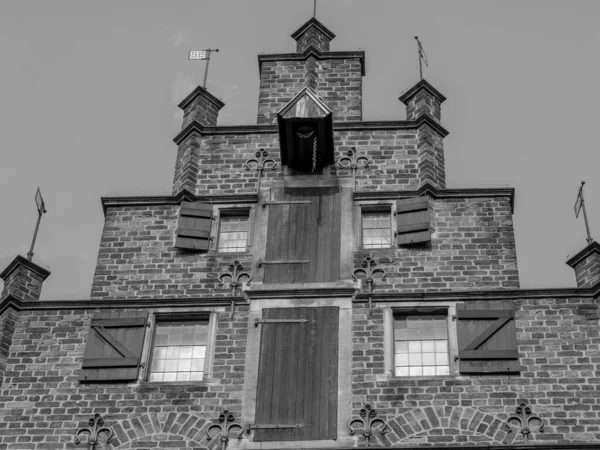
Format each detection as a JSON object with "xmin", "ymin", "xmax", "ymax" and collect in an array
[
  {"xmin": 254, "ymin": 307, "xmax": 338, "ymax": 441},
  {"xmin": 80, "ymin": 310, "xmax": 148, "ymax": 382},
  {"xmin": 263, "ymin": 187, "xmax": 341, "ymax": 283},
  {"xmin": 395, "ymin": 196, "xmax": 431, "ymax": 245},
  {"xmin": 175, "ymin": 201, "xmax": 213, "ymax": 251},
  {"xmin": 456, "ymin": 300, "xmax": 520, "ymax": 373}
]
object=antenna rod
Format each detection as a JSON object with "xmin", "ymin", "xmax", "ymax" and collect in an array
[
  {"xmin": 415, "ymin": 36, "xmax": 427, "ymax": 80},
  {"xmin": 313, "ymin": 0, "xmax": 317, "ymax": 18},
  {"xmin": 580, "ymin": 181, "xmax": 593, "ymax": 245},
  {"xmin": 27, "ymin": 188, "xmax": 46, "ymax": 262},
  {"xmin": 202, "ymin": 48, "xmax": 219, "ymax": 89},
  {"xmin": 27, "ymin": 213, "xmax": 42, "ymax": 261}
]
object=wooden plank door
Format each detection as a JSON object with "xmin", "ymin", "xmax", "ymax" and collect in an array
[
  {"xmin": 254, "ymin": 307, "xmax": 339, "ymax": 441},
  {"xmin": 263, "ymin": 187, "xmax": 341, "ymax": 283}
]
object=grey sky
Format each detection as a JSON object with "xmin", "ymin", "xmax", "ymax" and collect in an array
[{"xmin": 1, "ymin": 0, "xmax": 599, "ymax": 300}]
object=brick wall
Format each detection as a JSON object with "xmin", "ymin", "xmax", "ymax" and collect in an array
[
  {"xmin": 257, "ymin": 57, "xmax": 363, "ymax": 125},
  {"xmin": 355, "ymin": 196, "xmax": 519, "ymax": 292},
  {"xmin": 351, "ymin": 296, "xmax": 600, "ymax": 446},
  {"xmin": 174, "ymin": 128, "xmax": 439, "ymax": 196},
  {"xmin": 0, "ymin": 308, "xmax": 17, "ymax": 382},
  {"xmin": 0, "ymin": 306, "xmax": 248, "ymax": 449},
  {"xmin": 90, "ymin": 205, "xmax": 247, "ymax": 299},
  {"xmin": 566, "ymin": 242, "xmax": 600, "ymax": 288}
]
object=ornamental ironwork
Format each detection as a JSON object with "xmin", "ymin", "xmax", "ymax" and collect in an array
[
  {"xmin": 352, "ymin": 257, "xmax": 387, "ymax": 316},
  {"xmin": 503, "ymin": 402, "xmax": 544, "ymax": 441},
  {"xmin": 75, "ymin": 414, "xmax": 114, "ymax": 450},
  {"xmin": 218, "ymin": 260, "xmax": 251, "ymax": 318},
  {"xmin": 337, "ymin": 147, "xmax": 371, "ymax": 191},
  {"xmin": 244, "ymin": 149, "xmax": 277, "ymax": 191},
  {"xmin": 348, "ymin": 404, "xmax": 389, "ymax": 447},
  {"xmin": 206, "ymin": 409, "xmax": 244, "ymax": 450}
]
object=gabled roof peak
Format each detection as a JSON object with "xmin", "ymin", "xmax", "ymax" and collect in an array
[
  {"xmin": 291, "ymin": 17, "xmax": 336, "ymax": 42},
  {"xmin": 278, "ymin": 87, "xmax": 332, "ymax": 119}
]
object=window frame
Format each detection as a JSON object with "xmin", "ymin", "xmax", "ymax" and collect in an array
[
  {"xmin": 358, "ymin": 203, "xmax": 393, "ymax": 250},
  {"xmin": 211, "ymin": 206, "xmax": 254, "ymax": 254},
  {"xmin": 141, "ymin": 311, "xmax": 218, "ymax": 384},
  {"xmin": 383, "ymin": 303, "xmax": 459, "ymax": 379}
]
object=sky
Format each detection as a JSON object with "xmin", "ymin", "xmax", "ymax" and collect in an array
[{"xmin": 1, "ymin": 0, "xmax": 600, "ymax": 300}]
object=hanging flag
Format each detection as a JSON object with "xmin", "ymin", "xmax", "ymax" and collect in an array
[
  {"xmin": 189, "ymin": 50, "xmax": 208, "ymax": 60},
  {"xmin": 574, "ymin": 183, "xmax": 584, "ymax": 218}
]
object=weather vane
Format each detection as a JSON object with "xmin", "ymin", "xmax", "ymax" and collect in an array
[
  {"xmin": 27, "ymin": 187, "xmax": 47, "ymax": 262},
  {"xmin": 189, "ymin": 48, "xmax": 219, "ymax": 89},
  {"xmin": 574, "ymin": 181, "xmax": 593, "ymax": 245},
  {"xmin": 414, "ymin": 36, "xmax": 428, "ymax": 80}
]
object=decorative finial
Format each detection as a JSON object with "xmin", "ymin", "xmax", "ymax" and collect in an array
[
  {"xmin": 75, "ymin": 414, "xmax": 114, "ymax": 450},
  {"xmin": 503, "ymin": 402, "xmax": 544, "ymax": 441},
  {"xmin": 348, "ymin": 404, "xmax": 389, "ymax": 447}
]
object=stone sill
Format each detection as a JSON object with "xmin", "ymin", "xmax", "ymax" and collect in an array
[{"xmin": 244, "ymin": 280, "xmax": 359, "ymax": 299}]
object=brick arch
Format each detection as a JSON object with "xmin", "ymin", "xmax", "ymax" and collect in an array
[
  {"xmin": 112, "ymin": 412, "xmax": 210, "ymax": 449},
  {"xmin": 377, "ymin": 406, "xmax": 515, "ymax": 446}
]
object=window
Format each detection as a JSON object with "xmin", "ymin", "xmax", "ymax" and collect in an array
[
  {"xmin": 394, "ymin": 313, "xmax": 450, "ymax": 376},
  {"xmin": 362, "ymin": 208, "xmax": 392, "ymax": 249},
  {"xmin": 217, "ymin": 211, "xmax": 249, "ymax": 252},
  {"xmin": 386, "ymin": 301, "xmax": 521, "ymax": 378},
  {"xmin": 148, "ymin": 319, "xmax": 209, "ymax": 382}
]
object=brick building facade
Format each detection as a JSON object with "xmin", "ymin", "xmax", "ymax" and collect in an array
[{"xmin": 1, "ymin": 17, "xmax": 599, "ymax": 450}]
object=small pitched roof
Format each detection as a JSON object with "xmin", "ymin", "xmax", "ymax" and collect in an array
[
  {"xmin": 291, "ymin": 17, "xmax": 336, "ymax": 42},
  {"xmin": 278, "ymin": 87, "xmax": 332, "ymax": 119}
]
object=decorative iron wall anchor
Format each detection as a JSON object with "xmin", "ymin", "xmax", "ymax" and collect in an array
[
  {"xmin": 337, "ymin": 147, "xmax": 371, "ymax": 191},
  {"xmin": 503, "ymin": 402, "xmax": 544, "ymax": 441},
  {"xmin": 218, "ymin": 261, "xmax": 251, "ymax": 318},
  {"xmin": 244, "ymin": 149, "xmax": 277, "ymax": 191},
  {"xmin": 206, "ymin": 409, "xmax": 244, "ymax": 450},
  {"xmin": 75, "ymin": 414, "xmax": 114, "ymax": 450},
  {"xmin": 353, "ymin": 257, "xmax": 387, "ymax": 316},
  {"xmin": 348, "ymin": 404, "xmax": 389, "ymax": 447}
]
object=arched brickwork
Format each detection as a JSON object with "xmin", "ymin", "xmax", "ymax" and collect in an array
[
  {"xmin": 112, "ymin": 412, "xmax": 210, "ymax": 449},
  {"xmin": 368, "ymin": 407, "xmax": 517, "ymax": 446}
]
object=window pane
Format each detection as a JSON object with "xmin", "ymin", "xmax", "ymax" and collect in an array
[
  {"xmin": 218, "ymin": 215, "xmax": 249, "ymax": 252},
  {"xmin": 362, "ymin": 211, "xmax": 391, "ymax": 248},
  {"xmin": 149, "ymin": 319, "xmax": 209, "ymax": 382},
  {"xmin": 395, "ymin": 314, "xmax": 450, "ymax": 377}
]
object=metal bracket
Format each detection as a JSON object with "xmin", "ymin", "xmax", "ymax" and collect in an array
[
  {"xmin": 257, "ymin": 259, "xmax": 310, "ymax": 267},
  {"xmin": 262, "ymin": 200, "xmax": 312, "ymax": 208},
  {"xmin": 254, "ymin": 319, "xmax": 310, "ymax": 327}
]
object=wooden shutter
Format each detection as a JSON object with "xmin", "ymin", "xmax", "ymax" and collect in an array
[
  {"xmin": 395, "ymin": 196, "xmax": 431, "ymax": 245},
  {"xmin": 254, "ymin": 307, "xmax": 338, "ymax": 441},
  {"xmin": 175, "ymin": 201, "xmax": 213, "ymax": 251},
  {"xmin": 456, "ymin": 300, "xmax": 520, "ymax": 373},
  {"xmin": 80, "ymin": 310, "xmax": 148, "ymax": 382},
  {"xmin": 263, "ymin": 187, "xmax": 341, "ymax": 283}
]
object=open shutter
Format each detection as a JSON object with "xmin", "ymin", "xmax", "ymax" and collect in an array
[
  {"xmin": 456, "ymin": 300, "xmax": 520, "ymax": 374},
  {"xmin": 254, "ymin": 307, "xmax": 338, "ymax": 441},
  {"xmin": 175, "ymin": 201, "xmax": 213, "ymax": 251},
  {"xmin": 80, "ymin": 310, "xmax": 148, "ymax": 382},
  {"xmin": 395, "ymin": 196, "xmax": 431, "ymax": 245}
]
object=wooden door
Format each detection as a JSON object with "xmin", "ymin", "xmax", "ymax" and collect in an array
[
  {"xmin": 253, "ymin": 307, "xmax": 339, "ymax": 441},
  {"xmin": 263, "ymin": 187, "xmax": 341, "ymax": 283}
]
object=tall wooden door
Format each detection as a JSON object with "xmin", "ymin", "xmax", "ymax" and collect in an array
[
  {"xmin": 253, "ymin": 307, "xmax": 339, "ymax": 441},
  {"xmin": 263, "ymin": 187, "xmax": 341, "ymax": 283}
]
